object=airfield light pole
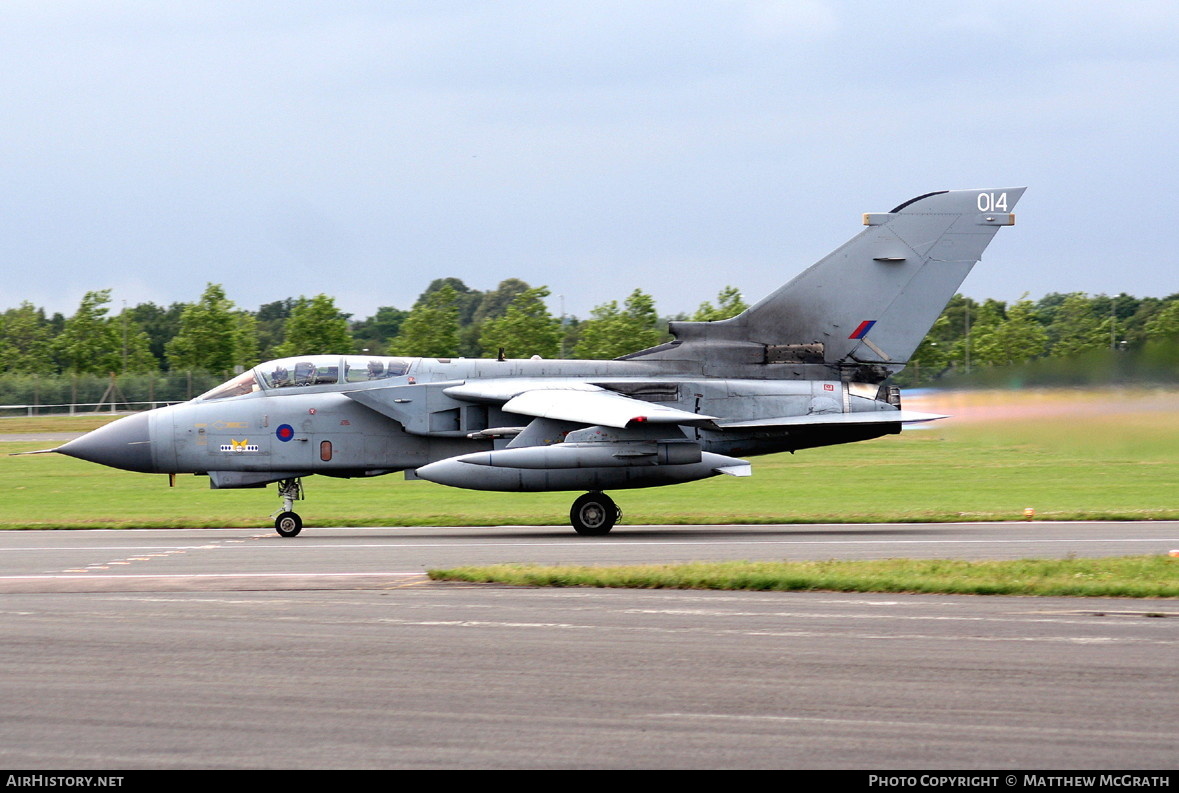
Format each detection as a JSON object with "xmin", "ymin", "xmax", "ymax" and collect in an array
[
  {"xmin": 1110, "ymin": 295, "xmax": 1117, "ymax": 350},
  {"xmin": 121, "ymin": 300, "xmax": 128, "ymax": 372},
  {"xmin": 964, "ymin": 301, "xmax": 971, "ymax": 375},
  {"xmin": 559, "ymin": 294, "xmax": 567, "ymax": 358}
]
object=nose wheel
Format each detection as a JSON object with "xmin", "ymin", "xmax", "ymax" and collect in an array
[
  {"xmin": 275, "ymin": 511, "xmax": 302, "ymax": 537},
  {"xmin": 272, "ymin": 478, "xmax": 304, "ymax": 537}
]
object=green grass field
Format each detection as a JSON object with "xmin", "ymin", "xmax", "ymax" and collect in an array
[
  {"xmin": 2, "ymin": 388, "xmax": 1177, "ymax": 529},
  {"xmin": 429, "ymin": 556, "xmax": 1179, "ymax": 598}
]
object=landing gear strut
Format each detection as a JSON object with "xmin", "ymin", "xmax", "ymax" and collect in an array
[
  {"xmin": 272, "ymin": 478, "xmax": 304, "ymax": 537},
  {"xmin": 570, "ymin": 491, "xmax": 620, "ymax": 536}
]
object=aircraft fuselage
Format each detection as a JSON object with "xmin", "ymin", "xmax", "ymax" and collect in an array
[{"xmin": 63, "ymin": 354, "xmax": 901, "ymax": 491}]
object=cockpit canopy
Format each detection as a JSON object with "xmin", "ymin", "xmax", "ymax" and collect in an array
[{"xmin": 196, "ymin": 355, "xmax": 414, "ymax": 401}]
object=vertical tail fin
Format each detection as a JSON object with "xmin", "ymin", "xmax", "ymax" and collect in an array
[{"xmin": 639, "ymin": 188, "xmax": 1025, "ymax": 379}]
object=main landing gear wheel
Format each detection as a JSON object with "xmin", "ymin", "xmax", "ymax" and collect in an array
[
  {"xmin": 570, "ymin": 492, "xmax": 618, "ymax": 536},
  {"xmin": 274, "ymin": 511, "xmax": 302, "ymax": 538}
]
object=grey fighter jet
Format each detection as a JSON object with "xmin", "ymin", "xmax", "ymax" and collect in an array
[{"xmin": 47, "ymin": 188, "xmax": 1023, "ymax": 536}]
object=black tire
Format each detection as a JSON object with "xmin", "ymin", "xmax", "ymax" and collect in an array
[
  {"xmin": 275, "ymin": 511, "xmax": 303, "ymax": 537},
  {"xmin": 570, "ymin": 492, "xmax": 616, "ymax": 536}
]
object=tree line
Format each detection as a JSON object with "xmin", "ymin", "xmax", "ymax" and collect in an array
[
  {"xmin": 1, "ymin": 279, "xmax": 1177, "ymax": 390},
  {"xmin": 902, "ymin": 292, "xmax": 1179, "ymax": 385},
  {"xmin": 0, "ymin": 279, "xmax": 749, "ymax": 380}
]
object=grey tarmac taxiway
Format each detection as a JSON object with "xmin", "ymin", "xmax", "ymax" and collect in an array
[{"xmin": 0, "ymin": 522, "xmax": 1175, "ymax": 769}]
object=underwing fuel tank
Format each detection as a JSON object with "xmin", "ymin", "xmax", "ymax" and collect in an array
[
  {"xmin": 452, "ymin": 440, "xmax": 704, "ymax": 469},
  {"xmin": 416, "ymin": 445, "xmax": 750, "ymax": 492}
]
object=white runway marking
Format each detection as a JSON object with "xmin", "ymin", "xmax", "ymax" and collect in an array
[
  {"xmin": 1, "ymin": 536, "xmax": 1175, "ymax": 553},
  {"xmin": 0, "ymin": 571, "xmax": 425, "ymax": 581},
  {"xmin": 642, "ymin": 713, "xmax": 1168, "ymax": 739}
]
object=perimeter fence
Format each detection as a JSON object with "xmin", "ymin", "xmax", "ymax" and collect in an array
[{"xmin": 0, "ymin": 371, "xmax": 223, "ymax": 417}]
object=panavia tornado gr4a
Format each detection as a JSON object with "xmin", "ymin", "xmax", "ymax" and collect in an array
[{"xmin": 46, "ymin": 188, "xmax": 1023, "ymax": 536}]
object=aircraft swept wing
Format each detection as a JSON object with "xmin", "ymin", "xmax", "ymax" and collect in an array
[
  {"xmin": 716, "ymin": 410, "xmax": 947, "ymax": 429},
  {"xmin": 444, "ymin": 380, "xmax": 719, "ymax": 428}
]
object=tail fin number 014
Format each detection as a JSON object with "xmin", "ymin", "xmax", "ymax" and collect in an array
[{"xmin": 977, "ymin": 192, "xmax": 1008, "ymax": 212}]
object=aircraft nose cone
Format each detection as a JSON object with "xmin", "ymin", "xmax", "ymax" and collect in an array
[{"xmin": 57, "ymin": 411, "xmax": 156, "ymax": 473}]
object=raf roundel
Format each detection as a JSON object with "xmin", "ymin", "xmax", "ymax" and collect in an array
[{"xmin": 275, "ymin": 424, "xmax": 295, "ymax": 442}]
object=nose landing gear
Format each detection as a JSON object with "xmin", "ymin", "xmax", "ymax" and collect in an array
[{"xmin": 272, "ymin": 478, "xmax": 304, "ymax": 537}]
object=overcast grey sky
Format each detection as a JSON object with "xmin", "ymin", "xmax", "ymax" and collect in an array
[{"xmin": 2, "ymin": 1, "xmax": 1176, "ymax": 322}]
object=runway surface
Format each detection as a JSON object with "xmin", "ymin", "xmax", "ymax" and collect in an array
[{"xmin": 0, "ymin": 522, "xmax": 1176, "ymax": 769}]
